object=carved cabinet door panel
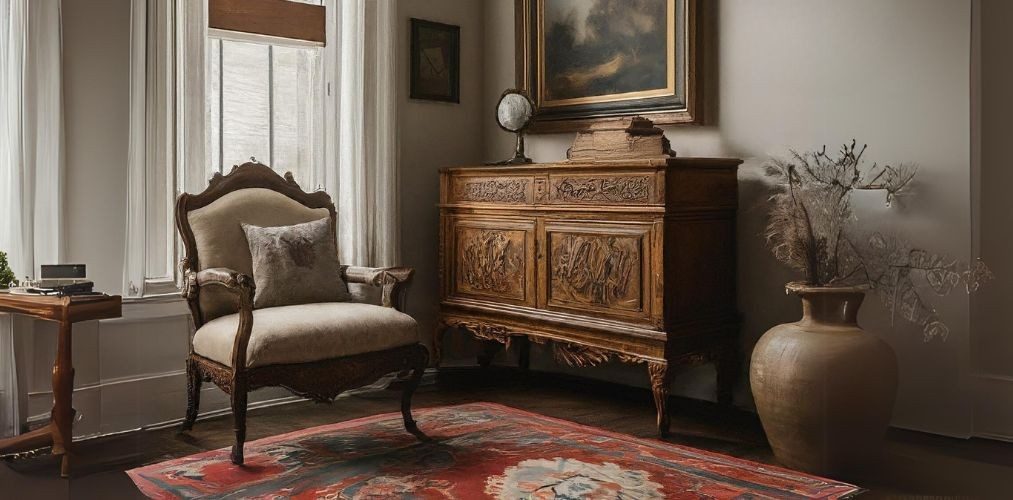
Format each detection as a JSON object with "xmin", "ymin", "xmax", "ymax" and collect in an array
[
  {"xmin": 449, "ymin": 216, "xmax": 537, "ymax": 307},
  {"xmin": 541, "ymin": 220, "xmax": 658, "ymax": 324}
]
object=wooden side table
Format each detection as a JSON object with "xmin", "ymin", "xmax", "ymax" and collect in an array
[{"xmin": 0, "ymin": 293, "xmax": 122, "ymax": 477}]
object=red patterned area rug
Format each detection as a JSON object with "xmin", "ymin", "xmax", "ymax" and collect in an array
[{"xmin": 127, "ymin": 402, "xmax": 861, "ymax": 499}]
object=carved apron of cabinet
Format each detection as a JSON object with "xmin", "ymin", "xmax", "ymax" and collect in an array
[{"xmin": 437, "ymin": 157, "xmax": 742, "ymax": 437}]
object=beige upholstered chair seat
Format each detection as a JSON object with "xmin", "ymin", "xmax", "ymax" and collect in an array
[{"xmin": 193, "ymin": 302, "xmax": 419, "ymax": 368}]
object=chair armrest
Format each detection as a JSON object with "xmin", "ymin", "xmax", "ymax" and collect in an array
[
  {"xmin": 197, "ymin": 267, "xmax": 256, "ymax": 291},
  {"xmin": 181, "ymin": 267, "xmax": 256, "ymax": 372},
  {"xmin": 342, "ymin": 266, "xmax": 414, "ymax": 310},
  {"xmin": 182, "ymin": 267, "xmax": 257, "ymax": 299}
]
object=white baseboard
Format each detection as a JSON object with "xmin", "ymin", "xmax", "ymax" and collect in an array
[
  {"xmin": 72, "ymin": 395, "xmax": 305, "ymax": 443},
  {"xmin": 24, "ymin": 368, "xmax": 437, "ymax": 442},
  {"xmin": 26, "ymin": 368, "xmax": 293, "ymax": 438}
]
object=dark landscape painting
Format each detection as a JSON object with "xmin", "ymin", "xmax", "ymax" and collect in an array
[{"xmin": 542, "ymin": 0, "xmax": 670, "ymax": 104}]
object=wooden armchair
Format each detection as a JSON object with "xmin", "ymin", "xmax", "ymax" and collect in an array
[{"xmin": 175, "ymin": 162, "xmax": 428, "ymax": 465}]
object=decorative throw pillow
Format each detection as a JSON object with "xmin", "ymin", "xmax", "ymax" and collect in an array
[{"xmin": 241, "ymin": 217, "xmax": 350, "ymax": 308}]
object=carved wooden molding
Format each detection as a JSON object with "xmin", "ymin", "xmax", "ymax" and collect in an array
[
  {"xmin": 454, "ymin": 178, "xmax": 530, "ymax": 203},
  {"xmin": 553, "ymin": 342, "xmax": 611, "ymax": 367},
  {"xmin": 552, "ymin": 341, "xmax": 650, "ymax": 368},
  {"xmin": 190, "ymin": 344, "xmax": 428, "ymax": 404},
  {"xmin": 615, "ymin": 353, "xmax": 648, "ymax": 365},
  {"xmin": 195, "ymin": 355, "xmax": 236, "ymax": 396},
  {"xmin": 446, "ymin": 319, "xmax": 522, "ymax": 348},
  {"xmin": 552, "ymin": 176, "xmax": 652, "ymax": 203},
  {"xmin": 534, "ymin": 178, "xmax": 548, "ymax": 203},
  {"xmin": 442, "ymin": 317, "xmax": 657, "ymax": 368},
  {"xmin": 647, "ymin": 361, "xmax": 670, "ymax": 387},
  {"xmin": 181, "ymin": 269, "xmax": 198, "ymax": 301}
]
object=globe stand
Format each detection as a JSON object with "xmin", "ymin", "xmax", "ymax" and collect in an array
[{"xmin": 490, "ymin": 132, "xmax": 533, "ymax": 165}]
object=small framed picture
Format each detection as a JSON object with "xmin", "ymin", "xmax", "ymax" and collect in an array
[{"xmin": 410, "ymin": 18, "xmax": 460, "ymax": 103}]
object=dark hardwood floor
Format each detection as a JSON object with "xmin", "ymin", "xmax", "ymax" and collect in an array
[{"xmin": 3, "ymin": 367, "xmax": 1013, "ymax": 499}]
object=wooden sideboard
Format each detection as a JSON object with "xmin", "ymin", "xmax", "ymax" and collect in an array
[{"xmin": 434, "ymin": 156, "xmax": 741, "ymax": 436}]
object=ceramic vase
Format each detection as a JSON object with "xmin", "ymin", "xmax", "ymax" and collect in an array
[{"xmin": 750, "ymin": 283, "xmax": 898, "ymax": 477}]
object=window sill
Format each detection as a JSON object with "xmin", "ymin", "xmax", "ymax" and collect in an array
[
  {"xmin": 121, "ymin": 291, "xmax": 182, "ymax": 305},
  {"xmin": 114, "ymin": 293, "xmax": 191, "ymax": 323}
]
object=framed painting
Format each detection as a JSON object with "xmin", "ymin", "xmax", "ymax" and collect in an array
[
  {"xmin": 516, "ymin": 0, "xmax": 699, "ymax": 133},
  {"xmin": 410, "ymin": 18, "xmax": 460, "ymax": 103}
]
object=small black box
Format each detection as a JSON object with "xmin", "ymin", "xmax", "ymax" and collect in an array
[{"xmin": 41, "ymin": 264, "xmax": 87, "ymax": 280}]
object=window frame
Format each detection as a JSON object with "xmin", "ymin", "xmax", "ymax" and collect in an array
[
  {"xmin": 206, "ymin": 29, "xmax": 327, "ymax": 188},
  {"xmin": 125, "ymin": 0, "xmax": 334, "ymax": 299}
]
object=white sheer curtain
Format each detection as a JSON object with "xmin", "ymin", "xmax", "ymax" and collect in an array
[
  {"xmin": 123, "ymin": 0, "xmax": 206, "ymax": 297},
  {"xmin": 329, "ymin": 0, "xmax": 400, "ymax": 268},
  {"xmin": 124, "ymin": 0, "xmax": 400, "ymax": 297},
  {"xmin": 0, "ymin": 0, "xmax": 64, "ymax": 438}
]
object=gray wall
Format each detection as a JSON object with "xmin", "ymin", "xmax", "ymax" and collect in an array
[
  {"xmin": 397, "ymin": 0, "xmax": 487, "ymax": 356},
  {"xmin": 63, "ymin": 0, "xmax": 129, "ymax": 292},
  {"xmin": 484, "ymin": 0, "xmax": 977, "ymax": 437}
]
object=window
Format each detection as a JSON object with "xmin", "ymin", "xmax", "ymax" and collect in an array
[
  {"xmin": 207, "ymin": 31, "xmax": 325, "ymax": 189},
  {"xmin": 125, "ymin": 0, "xmax": 332, "ymax": 297}
]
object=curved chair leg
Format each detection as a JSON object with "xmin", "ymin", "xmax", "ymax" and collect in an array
[
  {"xmin": 230, "ymin": 383, "xmax": 248, "ymax": 465},
  {"xmin": 181, "ymin": 357, "xmax": 202, "ymax": 431},
  {"xmin": 401, "ymin": 347, "xmax": 428, "ymax": 437}
]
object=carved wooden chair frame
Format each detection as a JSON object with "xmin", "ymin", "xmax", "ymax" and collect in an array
[{"xmin": 175, "ymin": 162, "xmax": 428, "ymax": 465}]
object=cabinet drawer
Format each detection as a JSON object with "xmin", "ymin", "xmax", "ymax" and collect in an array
[
  {"xmin": 449, "ymin": 175, "xmax": 534, "ymax": 205},
  {"xmin": 448, "ymin": 217, "xmax": 537, "ymax": 306},
  {"xmin": 542, "ymin": 220, "xmax": 656, "ymax": 323},
  {"xmin": 547, "ymin": 173, "xmax": 659, "ymax": 205}
]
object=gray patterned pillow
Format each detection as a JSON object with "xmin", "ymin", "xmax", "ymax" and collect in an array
[{"xmin": 241, "ymin": 217, "xmax": 350, "ymax": 308}]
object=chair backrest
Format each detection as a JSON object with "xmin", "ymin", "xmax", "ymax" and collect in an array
[{"xmin": 176, "ymin": 162, "xmax": 336, "ymax": 323}]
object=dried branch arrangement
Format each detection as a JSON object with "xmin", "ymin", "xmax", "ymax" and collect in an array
[{"xmin": 764, "ymin": 140, "xmax": 992, "ymax": 341}]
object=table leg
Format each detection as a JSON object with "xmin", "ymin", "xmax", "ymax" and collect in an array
[{"xmin": 51, "ymin": 321, "xmax": 74, "ymax": 478}]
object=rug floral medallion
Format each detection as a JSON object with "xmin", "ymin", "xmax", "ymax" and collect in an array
[{"xmin": 128, "ymin": 402, "xmax": 861, "ymax": 499}]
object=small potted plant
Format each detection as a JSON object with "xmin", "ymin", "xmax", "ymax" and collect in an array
[
  {"xmin": 751, "ymin": 141, "xmax": 991, "ymax": 477},
  {"xmin": 0, "ymin": 251, "xmax": 14, "ymax": 291}
]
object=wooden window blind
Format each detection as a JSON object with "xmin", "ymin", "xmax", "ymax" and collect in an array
[{"xmin": 209, "ymin": 0, "xmax": 326, "ymax": 45}]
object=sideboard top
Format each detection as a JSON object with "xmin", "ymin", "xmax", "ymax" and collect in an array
[{"xmin": 440, "ymin": 157, "xmax": 742, "ymax": 174}]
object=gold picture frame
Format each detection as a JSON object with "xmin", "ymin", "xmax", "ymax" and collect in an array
[{"xmin": 516, "ymin": 0, "xmax": 699, "ymax": 133}]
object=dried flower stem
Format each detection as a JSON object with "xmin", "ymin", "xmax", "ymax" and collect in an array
[{"xmin": 764, "ymin": 141, "xmax": 991, "ymax": 341}]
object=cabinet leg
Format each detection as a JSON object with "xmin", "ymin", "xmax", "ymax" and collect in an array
[
  {"xmin": 517, "ymin": 336, "xmax": 531, "ymax": 371},
  {"xmin": 477, "ymin": 340, "xmax": 501, "ymax": 368},
  {"xmin": 648, "ymin": 361, "xmax": 671, "ymax": 437},
  {"xmin": 432, "ymin": 320, "xmax": 446, "ymax": 368},
  {"xmin": 716, "ymin": 341, "xmax": 739, "ymax": 407}
]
